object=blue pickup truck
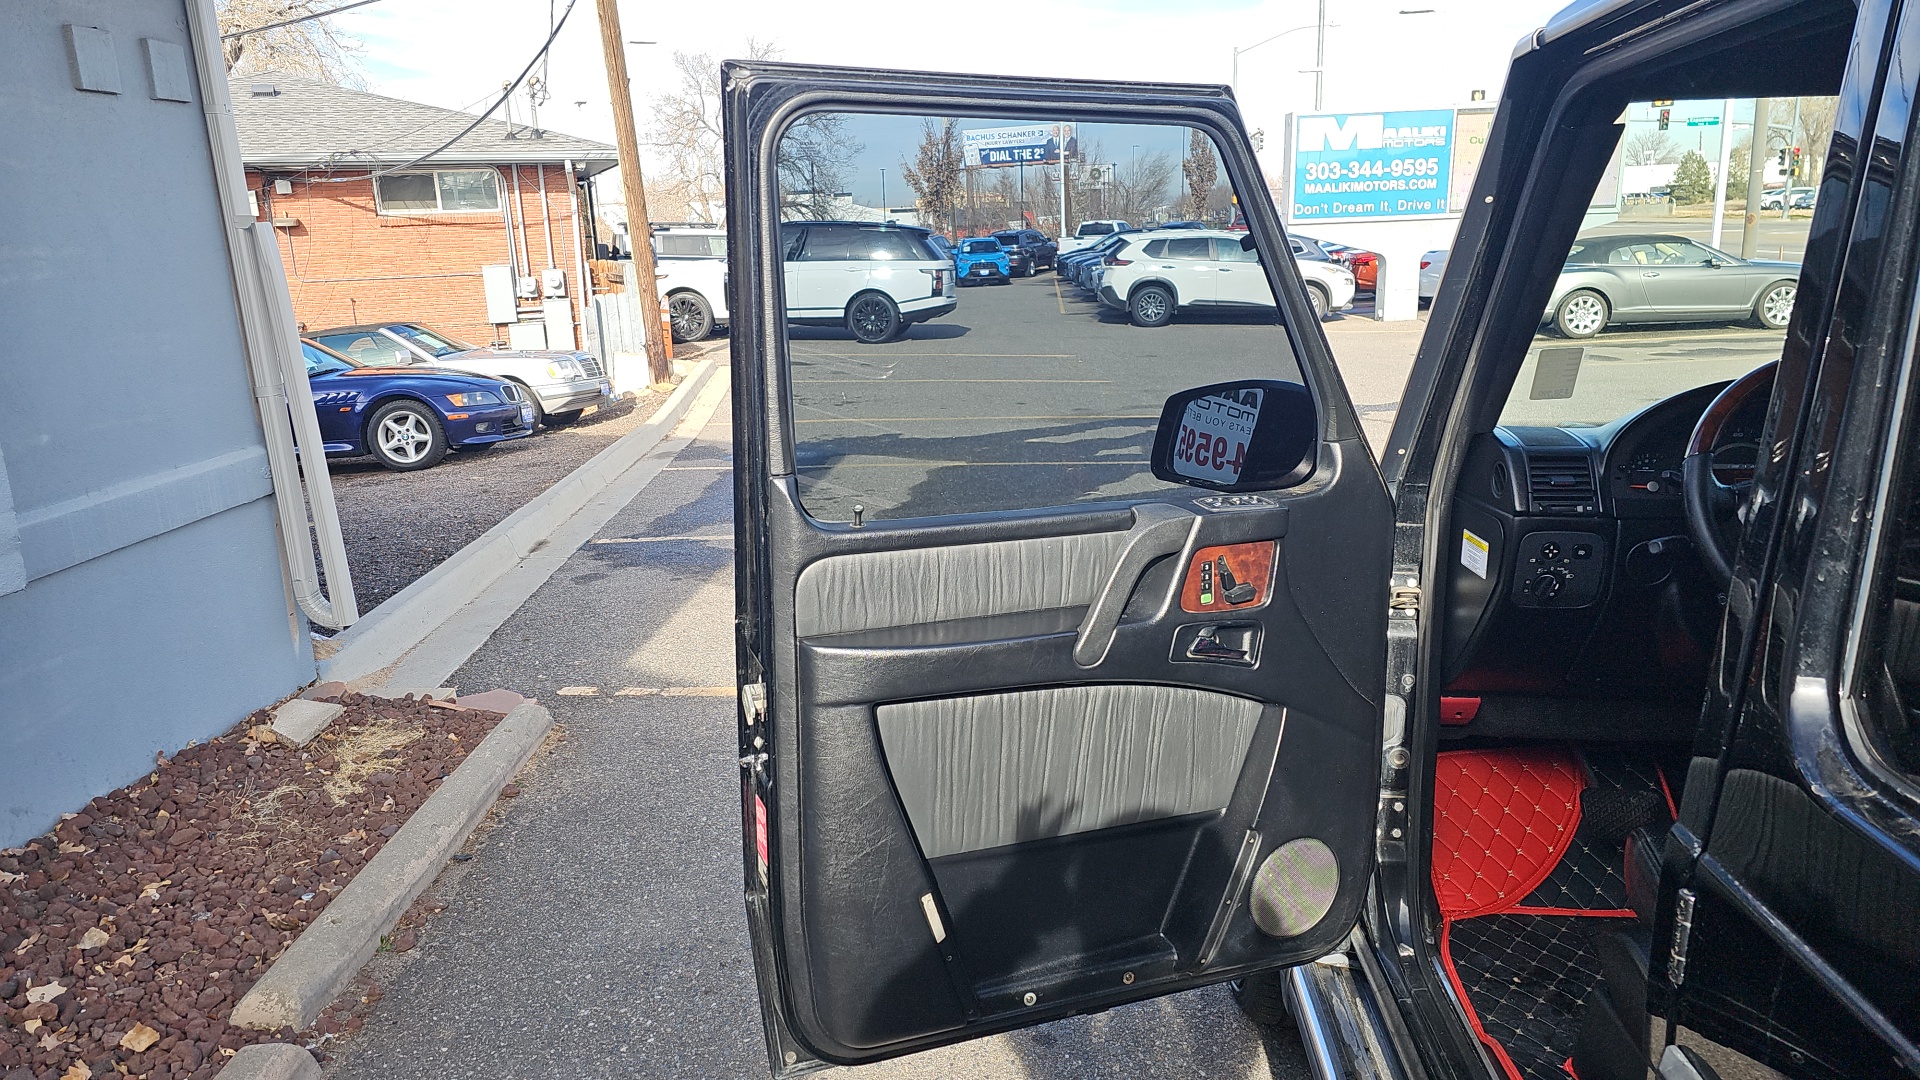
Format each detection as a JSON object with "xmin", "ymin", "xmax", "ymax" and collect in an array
[{"xmin": 952, "ymin": 237, "xmax": 1013, "ymax": 285}]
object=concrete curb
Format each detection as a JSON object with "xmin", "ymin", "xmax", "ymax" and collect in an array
[
  {"xmin": 214, "ymin": 1043, "xmax": 321, "ymax": 1080},
  {"xmin": 228, "ymin": 701, "xmax": 554, "ymax": 1033},
  {"xmin": 320, "ymin": 355, "xmax": 722, "ymax": 684}
]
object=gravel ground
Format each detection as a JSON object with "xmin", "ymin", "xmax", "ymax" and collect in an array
[
  {"xmin": 0, "ymin": 694, "xmax": 506, "ymax": 1080},
  {"xmin": 323, "ymin": 346, "xmax": 726, "ymax": 620}
]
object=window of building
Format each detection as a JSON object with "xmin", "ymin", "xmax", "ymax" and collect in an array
[{"xmin": 373, "ymin": 169, "xmax": 501, "ymax": 214}]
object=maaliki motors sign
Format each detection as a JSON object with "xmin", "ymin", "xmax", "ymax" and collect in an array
[{"xmin": 1288, "ymin": 109, "xmax": 1459, "ymax": 222}]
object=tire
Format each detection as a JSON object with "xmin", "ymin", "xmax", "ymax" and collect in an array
[
  {"xmin": 1305, "ymin": 283, "xmax": 1331, "ymax": 322},
  {"xmin": 366, "ymin": 399, "xmax": 448, "ymax": 471},
  {"xmin": 846, "ymin": 292, "xmax": 902, "ymax": 344},
  {"xmin": 514, "ymin": 384, "xmax": 547, "ymax": 429},
  {"xmin": 1554, "ymin": 288, "xmax": 1610, "ymax": 338},
  {"xmin": 1232, "ymin": 970, "xmax": 1291, "ymax": 1027},
  {"xmin": 542, "ymin": 409, "xmax": 585, "ymax": 427},
  {"xmin": 1754, "ymin": 280, "xmax": 1796, "ymax": 329},
  {"xmin": 667, "ymin": 291, "xmax": 713, "ymax": 343},
  {"xmin": 1129, "ymin": 283, "xmax": 1175, "ymax": 327}
]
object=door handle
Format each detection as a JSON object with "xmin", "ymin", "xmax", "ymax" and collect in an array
[
  {"xmin": 1642, "ymin": 271, "xmax": 1661, "ymax": 277},
  {"xmin": 1074, "ymin": 504, "xmax": 1199, "ymax": 666}
]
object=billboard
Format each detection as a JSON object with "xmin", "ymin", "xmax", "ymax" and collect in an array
[
  {"xmin": 963, "ymin": 124, "xmax": 1075, "ymax": 168},
  {"xmin": 1289, "ymin": 109, "xmax": 1458, "ymax": 222}
]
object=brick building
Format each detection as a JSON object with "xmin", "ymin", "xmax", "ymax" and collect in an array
[{"xmin": 230, "ymin": 74, "xmax": 617, "ymax": 348}]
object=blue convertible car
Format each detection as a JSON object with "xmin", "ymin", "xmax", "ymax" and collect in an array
[
  {"xmin": 953, "ymin": 237, "xmax": 1013, "ymax": 285},
  {"xmin": 302, "ymin": 339, "xmax": 533, "ymax": 471}
]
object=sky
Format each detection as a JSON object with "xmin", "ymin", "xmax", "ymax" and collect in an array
[{"xmin": 330, "ymin": 0, "xmax": 1573, "ymax": 205}]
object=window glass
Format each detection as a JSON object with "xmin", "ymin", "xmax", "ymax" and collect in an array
[
  {"xmin": 962, "ymin": 240, "xmax": 1000, "ymax": 254},
  {"xmin": 312, "ymin": 332, "xmax": 404, "ymax": 364},
  {"xmin": 301, "ymin": 342, "xmax": 353, "ymax": 375},
  {"xmin": 775, "ymin": 113, "xmax": 1309, "ymax": 521},
  {"xmin": 1499, "ymin": 97, "xmax": 1830, "ymax": 427},
  {"xmin": 436, "ymin": 170, "xmax": 499, "ymax": 211},
  {"xmin": 659, "ymin": 233, "xmax": 726, "ymax": 257},
  {"xmin": 1216, "ymin": 238, "xmax": 1260, "ymax": 263},
  {"xmin": 375, "ymin": 173, "xmax": 436, "ymax": 212},
  {"xmin": 1142, "ymin": 239, "xmax": 1168, "ymax": 257},
  {"xmin": 386, "ymin": 324, "xmax": 470, "ymax": 357}
]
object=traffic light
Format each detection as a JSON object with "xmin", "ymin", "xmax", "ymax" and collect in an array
[
  {"xmin": 1792, "ymin": 146, "xmax": 1804, "ymax": 176},
  {"xmin": 1778, "ymin": 148, "xmax": 1789, "ymax": 167},
  {"xmin": 1658, "ymin": 108, "xmax": 1670, "ymax": 130}
]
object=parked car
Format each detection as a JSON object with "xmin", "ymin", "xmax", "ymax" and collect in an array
[
  {"xmin": 1758, "ymin": 185, "xmax": 1816, "ymax": 210},
  {"xmin": 1097, "ymin": 230, "xmax": 1355, "ymax": 325},
  {"xmin": 301, "ymin": 339, "xmax": 531, "ymax": 471},
  {"xmin": 1060, "ymin": 229, "xmax": 1139, "ymax": 289},
  {"xmin": 1418, "ymin": 247, "xmax": 1449, "ymax": 301},
  {"xmin": 779, "ymin": 220, "xmax": 956, "ymax": 343},
  {"xmin": 1790, "ymin": 188, "xmax": 1818, "ymax": 209},
  {"xmin": 924, "ymin": 233, "xmax": 954, "ymax": 263},
  {"xmin": 1057, "ymin": 218, "xmax": 1130, "ymax": 255},
  {"xmin": 1297, "ymin": 235, "xmax": 1380, "ymax": 291},
  {"xmin": 953, "ymin": 237, "xmax": 1013, "ymax": 285},
  {"xmin": 651, "ymin": 224, "xmax": 730, "ymax": 344},
  {"xmin": 724, "ymin": 5, "xmax": 1918, "ymax": 1077},
  {"xmin": 992, "ymin": 229, "xmax": 1058, "ymax": 273},
  {"xmin": 1543, "ymin": 232, "xmax": 1799, "ymax": 338},
  {"xmin": 307, "ymin": 322, "xmax": 614, "ymax": 427}
]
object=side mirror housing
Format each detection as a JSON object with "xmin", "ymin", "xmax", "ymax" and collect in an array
[
  {"xmin": 1240, "ymin": 233, "xmax": 1257, "ymax": 251},
  {"xmin": 1149, "ymin": 380, "xmax": 1316, "ymax": 493}
]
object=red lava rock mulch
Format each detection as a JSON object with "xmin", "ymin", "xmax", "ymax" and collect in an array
[{"xmin": 0, "ymin": 693, "xmax": 507, "ymax": 1080}]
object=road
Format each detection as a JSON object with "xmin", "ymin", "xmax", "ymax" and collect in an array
[{"xmin": 323, "ymin": 375, "xmax": 1313, "ymax": 1080}]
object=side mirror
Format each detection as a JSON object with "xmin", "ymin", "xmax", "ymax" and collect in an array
[
  {"xmin": 1150, "ymin": 380, "xmax": 1315, "ymax": 492},
  {"xmin": 1240, "ymin": 233, "xmax": 1257, "ymax": 251}
]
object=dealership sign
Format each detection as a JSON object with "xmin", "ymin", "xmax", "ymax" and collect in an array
[
  {"xmin": 963, "ymin": 124, "xmax": 1075, "ymax": 168},
  {"xmin": 1289, "ymin": 109, "xmax": 1459, "ymax": 222}
]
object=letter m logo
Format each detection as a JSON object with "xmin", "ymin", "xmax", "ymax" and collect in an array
[{"xmin": 1297, "ymin": 114, "xmax": 1384, "ymax": 152}]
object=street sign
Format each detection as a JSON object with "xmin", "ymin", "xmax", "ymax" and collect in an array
[
  {"xmin": 1288, "ymin": 109, "xmax": 1457, "ymax": 222},
  {"xmin": 1687, "ymin": 117, "xmax": 1721, "ymax": 126},
  {"xmin": 1084, "ymin": 163, "xmax": 1115, "ymax": 186},
  {"xmin": 962, "ymin": 124, "xmax": 1075, "ymax": 168}
]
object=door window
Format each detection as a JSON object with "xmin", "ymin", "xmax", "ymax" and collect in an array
[
  {"xmin": 774, "ymin": 111, "xmax": 1312, "ymax": 522},
  {"xmin": 1852, "ymin": 382, "xmax": 1920, "ymax": 784},
  {"xmin": 1498, "ymin": 97, "xmax": 1832, "ymax": 428}
]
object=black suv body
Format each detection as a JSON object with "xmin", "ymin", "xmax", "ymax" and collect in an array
[
  {"xmin": 724, "ymin": 1, "xmax": 1920, "ymax": 1076},
  {"xmin": 992, "ymin": 228, "xmax": 1057, "ymax": 274}
]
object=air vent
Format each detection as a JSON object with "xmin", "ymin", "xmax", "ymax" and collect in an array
[
  {"xmin": 1491, "ymin": 462, "xmax": 1510, "ymax": 501},
  {"xmin": 1526, "ymin": 454, "xmax": 1597, "ymax": 514}
]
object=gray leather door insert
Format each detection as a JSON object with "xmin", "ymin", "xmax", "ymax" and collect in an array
[
  {"xmin": 794, "ymin": 530, "xmax": 1130, "ymax": 638},
  {"xmin": 877, "ymin": 684, "xmax": 1264, "ymax": 859}
]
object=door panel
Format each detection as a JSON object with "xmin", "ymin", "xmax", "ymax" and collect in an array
[{"xmin": 728, "ymin": 61, "xmax": 1390, "ymax": 1073}]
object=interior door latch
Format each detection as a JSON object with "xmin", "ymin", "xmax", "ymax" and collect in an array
[{"xmin": 1389, "ymin": 585, "xmax": 1421, "ymax": 611}]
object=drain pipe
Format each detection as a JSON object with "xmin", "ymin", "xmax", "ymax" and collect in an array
[
  {"xmin": 565, "ymin": 159, "xmax": 594, "ymax": 362},
  {"xmin": 184, "ymin": 0, "xmax": 358, "ymax": 629}
]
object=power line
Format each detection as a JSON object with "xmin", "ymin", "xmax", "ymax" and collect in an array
[
  {"xmin": 306, "ymin": 0, "xmax": 581, "ymax": 181},
  {"xmin": 221, "ymin": 0, "xmax": 389, "ymax": 40}
]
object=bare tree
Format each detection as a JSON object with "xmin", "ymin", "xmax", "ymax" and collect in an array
[
  {"xmin": 1795, "ymin": 96, "xmax": 1838, "ymax": 187},
  {"xmin": 778, "ymin": 112, "xmax": 863, "ymax": 219},
  {"xmin": 1623, "ymin": 129, "xmax": 1682, "ymax": 165},
  {"xmin": 216, "ymin": 0, "xmax": 363, "ymax": 85},
  {"xmin": 1104, "ymin": 151, "xmax": 1176, "ymax": 224},
  {"xmin": 899, "ymin": 118, "xmax": 965, "ymax": 236},
  {"xmin": 649, "ymin": 40, "xmax": 779, "ymax": 222},
  {"xmin": 1182, "ymin": 129, "xmax": 1217, "ymax": 221}
]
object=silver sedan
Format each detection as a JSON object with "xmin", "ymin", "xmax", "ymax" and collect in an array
[{"xmin": 1543, "ymin": 233, "xmax": 1799, "ymax": 338}]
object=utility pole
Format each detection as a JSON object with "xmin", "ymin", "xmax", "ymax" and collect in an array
[
  {"xmin": 1740, "ymin": 98, "xmax": 1772, "ymax": 260},
  {"xmin": 1711, "ymin": 98, "xmax": 1734, "ymax": 250},
  {"xmin": 594, "ymin": 0, "xmax": 669, "ymax": 384}
]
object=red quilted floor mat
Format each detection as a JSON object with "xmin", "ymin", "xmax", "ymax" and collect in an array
[{"xmin": 1432, "ymin": 747, "xmax": 1585, "ymax": 919}]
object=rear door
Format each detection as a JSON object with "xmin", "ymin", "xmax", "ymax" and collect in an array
[{"xmin": 727, "ymin": 61, "xmax": 1393, "ymax": 1073}]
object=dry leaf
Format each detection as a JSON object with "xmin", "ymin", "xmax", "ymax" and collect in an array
[
  {"xmin": 57, "ymin": 841, "xmax": 90, "ymax": 855},
  {"xmin": 38, "ymin": 1030, "xmax": 66, "ymax": 1051},
  {"xmin": 13, "ymin": 932, "xmax": 42, "ymax": 956},
  {"xmin": 25, "ymin": 981, "xmax": 67, "ymax": 1004},
  {"xmin": 77, "ymin": 927, "xmax": 111, "ymax": 951},
  {"xmin": 21, "ymin": 1018, "xmax": 41, "ymax": 1034},
  {"xmin": 61, "ymin": 1062, "xmax": 92, "ymax": 1080},
  {"xmin": 119, "ymin": 1022, "xmax": 160, "ymax": 1052},
  {"xmin": 265, "ymin": 911, "xmax": 301, "ymax": 932},
  {"xmin": 0, "ymin": 869, "xmax": 22, "ymax": 885},
  {"xmin": 139, "ymin": 879, "xmax": 171, "ymax": 901}
]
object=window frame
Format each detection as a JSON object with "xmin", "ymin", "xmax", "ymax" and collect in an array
[{"xmin": 372, "ymin": 168, "xmax": 504, "ymax": 216}]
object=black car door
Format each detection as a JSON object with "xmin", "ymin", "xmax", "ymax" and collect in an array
[{"xmin": 726, "ymin": 62, "xmax": 1393, "ymax": 1073}]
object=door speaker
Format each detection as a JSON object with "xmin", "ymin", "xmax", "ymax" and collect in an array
[{"xmin": 1249, "ymin": 837, "xmax": 1338, "ymax": 938}]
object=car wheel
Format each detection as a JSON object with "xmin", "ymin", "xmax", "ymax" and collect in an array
[
  {"xmin": 668, "ymin": 291, "xmax": 713, "ymax": 343},
  {"xmin": 1306, "ymin": 283, "xmax": 1331, "ymax": 322},
  {"xmin": 513, "ymin": 384, "xmax": 548, "ymax": 429},
  {"xmin": 1755, "ymin": 280, "xmax": 1796, "ymax": 329},
  {"xmin": 1231, "ymin": 970, "xmax": 1291, "ymax": 1027},
  {"xmin": 367, "ymin": 399, "xmax": 448, "ymax": 471},
  {"xmin": 846, "ymin": 292, "xmax": 902, "ymax": 344},
  {"xmin": 1129, "ymin": 283, "xmax": 1175, "ymax": 327},
  {"xmin": 542, "ymin": 409, "xmax": 586, "ymax": 427},
  {"xmin": 1555, "ymin": 288, "xmax": 1610, "ymax": 338}
]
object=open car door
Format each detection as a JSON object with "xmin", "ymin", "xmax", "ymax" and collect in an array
[{"xmin": 726, "ymin": 62, "xmax": 1394, "ymax": 1073}]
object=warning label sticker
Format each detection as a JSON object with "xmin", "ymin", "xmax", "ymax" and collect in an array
[{"xmin": 1461, "ymin": 530, "xmax": 1489, "ymax": 579}]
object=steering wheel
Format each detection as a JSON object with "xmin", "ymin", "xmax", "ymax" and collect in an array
[{"xmin": 1683, "ymin": 362, "xmax": 1777, "ymax": 587}]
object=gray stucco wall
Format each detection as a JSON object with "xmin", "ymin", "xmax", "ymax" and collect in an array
[{"xmin": 0, "ymin": 1, "xmax": 315, "ymax": 847}]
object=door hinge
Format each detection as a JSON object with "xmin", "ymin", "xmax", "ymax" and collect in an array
[
  {"xmin": 1668, "ymin": 887, "xmax": 1696, "ymax": 987},
  {"xmin": 740, "ymin": 681, "xmax": 767, "ymax": 726},
  {"xmin": 1389, "ymin": 585, "xmax": 1421, "ymax": 610}
]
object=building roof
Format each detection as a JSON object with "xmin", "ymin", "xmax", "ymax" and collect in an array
[{"xmin": 230, "ymin": 74, "xmax": 618, "ymax": 176}]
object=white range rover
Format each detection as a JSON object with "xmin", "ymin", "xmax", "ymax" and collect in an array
[
  {"xmin": 1096, "ymin": 229, "xmax": 1355, "ymax": 326},
  {"xmin": 779, "ymin": 221, "xmax": 956, "ymax": 344},
  {"xmin": 652, "ymin": 224, "xmax": 731, "ymax": 344}
]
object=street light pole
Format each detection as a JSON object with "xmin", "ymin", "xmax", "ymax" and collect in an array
[
  {"xmin": 1313, "ymin": 0, "xmax": 1326, "ymax": 111},
  {"xmin": 593, "ymin": 6, "xmax": 669, "ymax": 384},
  {"xmin": 879, "ymin": 168, "xmax": 887, "ymax": 222}
]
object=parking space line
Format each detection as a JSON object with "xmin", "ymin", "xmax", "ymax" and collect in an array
[{"xmin": 1053, "ymin": 273, "xmax": 1066, "ymax": 314}]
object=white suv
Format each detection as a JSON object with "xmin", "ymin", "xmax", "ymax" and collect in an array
[
  {"xmin": 652, "ymin": 224, "xmax": 730, "ymax": 344},
  {"xmin": 1096, "ymin": 230, "xmax": 1355, "ymax": 326},
  {"xmin": 780, "ymin": 221, "xmax": 956, "ymax": 344}
]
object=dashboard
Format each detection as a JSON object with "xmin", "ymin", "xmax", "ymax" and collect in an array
[{"xmin": 1438, "ymin": 378, "xmax": 1768, "ymax": 718}]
